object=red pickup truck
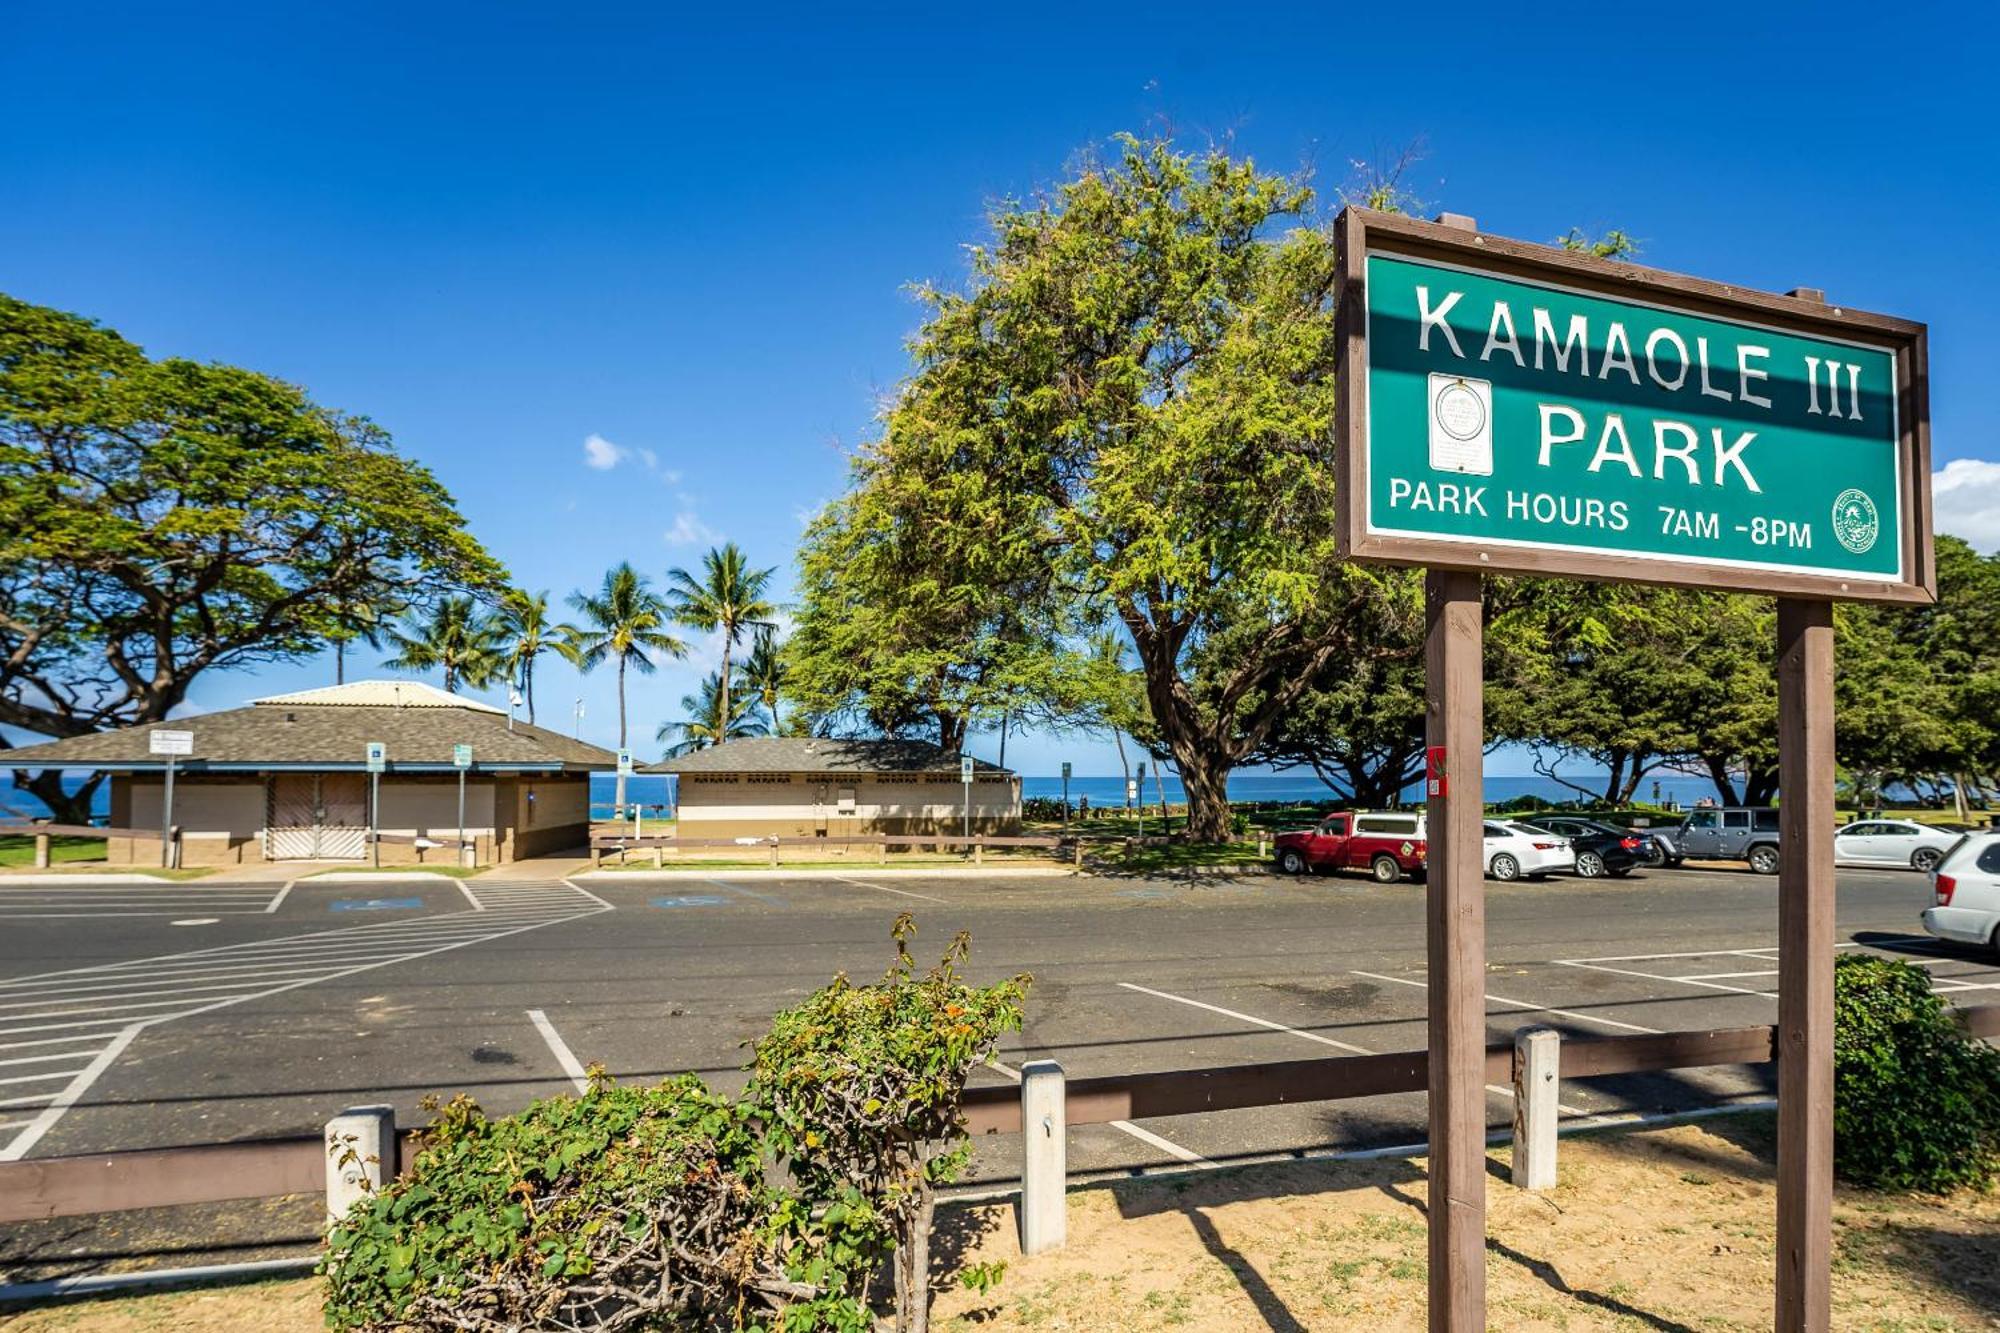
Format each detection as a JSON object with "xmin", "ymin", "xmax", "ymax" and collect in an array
[{"xmin": 1273, "ymin": 811, "xmax": 1428, "ymax": 883}]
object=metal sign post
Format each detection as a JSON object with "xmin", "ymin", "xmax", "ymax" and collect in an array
[
  {"xmin": 1333, "ymin": 208, "xmax": 1932, "ymax": 1333},
  {"xmin": 453, "ymin": 744, "xmax": 473, "ymax": 868},
  {"xmin": 617, "ymin": 749, "xmax": 635, "ymax": 838},
  {"xmin": 960, "ymin": 754, "xmax": 973, "ymax": 843},
  {"xmin": 1134, "ymin": 762, "xmax": 1146, "ymax": 838},
  {"xmin": 1061, "ymin": 760, "xmax": 1072, "ymax": 831},
  {"xmin": 365, "ymin": 742, "xmax": 387, "ymax": 868},
  {"xmin": 148, "ymin": 730, "xmax": 193, "ymax": 869}
]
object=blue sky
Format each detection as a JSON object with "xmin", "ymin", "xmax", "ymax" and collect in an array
[{"xmin": 5, "ymin": 3, "xmax": 1995, "ymax": 777}]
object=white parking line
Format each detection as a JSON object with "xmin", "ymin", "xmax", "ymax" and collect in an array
[
  {"xmin": 0, "ymin": 881, "xmax": 610, "ymax": 1160},
  {"xmin": 1350, "ymin": 970, "xmax": 1662, "ymax": 1035},
  {"xmin": 1120, "ymin": 981, "xmax": 1587, "ymax": 1115},
  {"xmin": 987, "ymin": 1056, "xmax": 1212, "ymax": 1166},
  {"xmin": 830, "ymin": 875, "xmax": 948, "ymax": 904},
  {"xmin": 1117, "ymin": 983, "xmax": 1373, "ymax": 1054},
  {"xmin": 527, "ymin": 1009, "xmax": 592, "ymax": 1093},
  {"xmin": 263, "ymin": 879, "xmax": 297, "ymax": 914}
]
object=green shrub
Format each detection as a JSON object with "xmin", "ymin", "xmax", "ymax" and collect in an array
[
  {"xmin": 748, "ymin": 914, "xmax": 1029, "ymax": 1333},
  {"xmin": 320, "ymin": 1074, "xmax": 867, "ymax": 1331},
  {"xmin": 1833, "ymin": 954, "xmax": 2000, "ymax": 1192}
]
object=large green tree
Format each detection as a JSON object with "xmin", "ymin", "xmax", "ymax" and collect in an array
[
  {"xmin": 0, "ymin": 293, "xmax": 502, "ymax": 821},
  {"xmin": 796, "ymin": 139, "xmax": 1410, "ymax": 838}
]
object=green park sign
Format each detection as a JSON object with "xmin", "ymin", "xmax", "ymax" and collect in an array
[{"xmin": 1336, "ymin": 210, "xmax": 1933, "ymax": 603}]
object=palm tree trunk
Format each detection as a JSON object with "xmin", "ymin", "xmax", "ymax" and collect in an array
[
  {"xmin": 718, "ymin": 639, "xmax": 733, "ymax": 741},
  {"xmin": 614, "ymin": 655, "xmax": 629, "ymax": 817},
  {"xmin": 1113, "ymin": 731, "xmax": 1132, "ymax": 814},
  {"xmin": 335, "ymin": 639, "xmax": 346, "ymax": 686},
  {"xmin": 525, "ymin": 657, "xmax": 536, "ymax": 726},
  {"xmin": 998, "ymin": 711, "xmax": 1010, "ymax": 769},
  {"xmin": 445, "ymin": 661, "xmax": 457, "ymax": 693}
]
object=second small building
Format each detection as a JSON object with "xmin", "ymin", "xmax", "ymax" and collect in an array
[{"xmin": 649, "ymin": 738, "xmax": 1020, "ymax": 840}]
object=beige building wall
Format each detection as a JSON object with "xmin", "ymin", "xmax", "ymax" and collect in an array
[
  {"xmin": 103, "ymin": 771, "xmax": 595, "ymax": 865},
  {"xmin": 676, "ymin": 772, "xmax": 1021, "ymax": 838},
  {"xmin": 376, "ymin": 780, "xmax": 496, "ymax": 838},
  {"xmin": 120, "ymin": 777, "xmax": 265, "ymax": 864}
]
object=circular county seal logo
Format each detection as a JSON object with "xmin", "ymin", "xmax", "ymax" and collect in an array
[
  {"xmin": 1831, "ymin": 488, "xmax": 1880, "ymax": 555},
  {"xmin": 1433, "ymin": 380, "xmax": 1485, "ymax": 441}
]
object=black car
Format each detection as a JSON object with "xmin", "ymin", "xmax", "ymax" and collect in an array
[{"xmin": 1518, "ymin": 816, "xmax": 1645, "ymax": 878}]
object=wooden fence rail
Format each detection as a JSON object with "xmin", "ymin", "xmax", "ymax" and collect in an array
[
  {"xmin": 0, "ymin": 823, "xmax": 162, "ymax": 842},
  {"xmin": 4, "ymin": 1004, "xmax": 1992, "ymax": 1227}
]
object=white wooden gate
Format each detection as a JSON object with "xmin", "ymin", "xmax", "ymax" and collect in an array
[{"xmin": 265, "ymin": 774, "xmax": 369, "ymax": 860}]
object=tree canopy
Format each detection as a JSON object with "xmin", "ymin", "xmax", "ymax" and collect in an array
[{"xmin": 0, "ymin": 292, "xmax": 503, "ymax": 818}]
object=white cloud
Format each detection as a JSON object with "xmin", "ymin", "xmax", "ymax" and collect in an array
[
  {"xmin": 1933, "ymin": 459, "xmax": 2000, "ymax": 551},
  {"xmin": 582, "ymin": 434, "xmax": 680, "ymax": 484},
  {"xmin": 663, "ymin": 511, "xmax": 719, "ymax": 546},
  {"xmin": 582, "ymin": 433, "xmax": 625, "ymax": 470}
]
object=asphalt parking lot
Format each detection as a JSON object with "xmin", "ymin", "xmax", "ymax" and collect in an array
[{"xmin": 2, "ymin": 859, "xmax": 1994, "ymax": 1275}]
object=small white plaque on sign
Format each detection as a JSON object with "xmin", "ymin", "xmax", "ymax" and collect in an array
[
  {"xmin": 149, "ymin": 729, "xmax": 194, "ymax": 757},
  {"xmin": 1427, "ymin": 372, "xmax": 1493, "ymax": 476},
  {"xmin": 365, "ymin": 742, "xmax": 387, "ymax": 773}
]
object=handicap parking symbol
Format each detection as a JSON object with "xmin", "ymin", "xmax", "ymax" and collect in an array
[{"xmin": 650, "ymin": 894, "xmax": 727, "ymax": 909}]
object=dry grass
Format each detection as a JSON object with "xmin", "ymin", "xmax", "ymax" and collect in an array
[{"xmin": 7, "ymin": 1118, "xmax": 1996, "ymax": 1331}]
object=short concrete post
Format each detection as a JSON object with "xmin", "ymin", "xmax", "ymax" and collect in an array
[
  {"xmin": 768, "ymin": 837, "xmax": 779, "ymax": 868},
  {"xmin": 33, "ymin": 831, "xmax": 50, "ymax": 869},
  {"xmin": 1511, "ymin": 1026, "xmax": 1560, "ymax": 1191},
  {"xmin": 325, "ymin": 1104, "xmax": 397, "ymax": 1224},
  {"xmin": 591, "ymin": 845, "xmax": 603, "ymax": 869},
  {"xmin": 653, "ymin": 844, "xmax": 663, "ymax": 869},
  {"xmin": 1019, "ymin": 1060, "xmax": 1067, "ymax": 1254},
  {"xmin": 974, "ymin": 839, "xmax": 985, "ymax": 867}
]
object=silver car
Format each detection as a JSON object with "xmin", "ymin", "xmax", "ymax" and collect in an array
[{"xmin": 1834, "ymin": 819, "xmax": 1960, "ymax": 873}]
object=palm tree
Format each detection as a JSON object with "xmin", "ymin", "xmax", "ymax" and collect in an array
[
  {"xmin": 567, "ymin": 563, "xmax": 686, "ymax": 814},
  {"xmin": 493, "ymin": 589, "xmax": 576, "ymax": 727},
  {"xmin": 383, "ymin": 596, "xmax": 504, "ymax": 694},
  {"xmin": 740, "ymin": 626, "xmax": 788, "ymax": 735},
  {"xmin": 665, "ymin": 543, "xmax": 775, "ymax": 743},
  {"xmin": 329, "ymin": 592, "xmax": 403, "ymax": 685},
  {"xmin": 657, "ymin": 671, "xmax": 767, "ymax": 757}
]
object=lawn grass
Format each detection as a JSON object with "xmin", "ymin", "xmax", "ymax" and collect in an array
[
  {"xmin": 0, "ymin": 834, "xmax": 108, "ymax": 867},
  {"xmin": 1094, "ymin": 841, "xmax": 1269, "ymax": 873}
]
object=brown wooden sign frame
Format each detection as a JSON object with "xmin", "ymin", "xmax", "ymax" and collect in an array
[
  {"xmin": 1333, "ymin": 207, "xmax": 1935, "ymax": 605},
  {"xmin": 1332, "ymin": 206, "xmax": 1937, "ymax": 1333}
]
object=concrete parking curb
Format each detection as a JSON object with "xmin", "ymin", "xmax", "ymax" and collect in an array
[{"xmin": 306, "ymin": 870, "xmax": 466, "ymax": 883}]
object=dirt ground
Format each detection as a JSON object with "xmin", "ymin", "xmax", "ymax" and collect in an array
[{"xmin": 4, "ymin": 1116, "xmax": 1995, "ymax": 1331}]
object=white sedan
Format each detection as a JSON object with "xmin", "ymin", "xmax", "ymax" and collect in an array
[
  {"xmin": 1484, "ymin": 821, "xmax": 1576, "ymax": 881},
  {"xmin": 1833, "ymin": 819, "xmax": 1961, "ymax": 873}
]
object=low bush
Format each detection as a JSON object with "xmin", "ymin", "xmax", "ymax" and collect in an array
[
  {"xmin": 321, "ymin": 1077, "xmax": 866, "ymax": 1331},
  {"xmin": 323, "ymin": 918, "xmax": 1026, "ymax": 1332},
  {"xmin": 749, "ymin": 914, "xmax": 1029, "ymax": 1333},
  {"xmin": 1833, "ymin": 954, "xmax": 2000, "ymax": 1193}
]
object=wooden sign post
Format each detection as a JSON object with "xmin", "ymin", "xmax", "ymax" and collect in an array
[
  {"xmin": 1335, "ymin": 207, "xmax": 1933, "ymax": 1332},
  {"xmin": 1423, "ymin": 568, "xmax": 1486, "ymax": 1326}
]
